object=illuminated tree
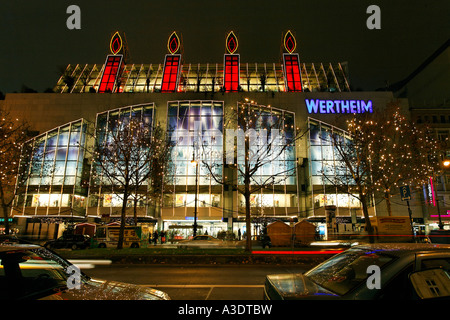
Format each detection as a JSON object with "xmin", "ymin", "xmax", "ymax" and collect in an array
[
  {"xmin": 0, "ymin": 111, "xmax": 29, "ymax": 235},
  {"xmin": 367, "ymin": 103, "xmax": 442, "ymax": 215},
  {"xmin": 324, "ymin": 101, "xmax": 443, "ymax": 240},
  {"xmin": 89, "ymin": 116, "xmax": 172, "ymax": 249}
]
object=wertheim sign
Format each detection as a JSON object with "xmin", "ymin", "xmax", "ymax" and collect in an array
[{"xmin": 305, "ymin": 99, "xmax": 373, "ymax": 114}]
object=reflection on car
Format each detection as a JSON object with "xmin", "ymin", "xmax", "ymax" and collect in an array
[
  {"xmin": 264, "ymin": 243, "xmax": 450, "ymax": 300},
  {"xmin": 308, "ymin": 240, "xmax": 367, "ymax": 251},
  {"xmin": 0, "ymin": 243, "xmax": 170, "ymax": 300},
  {"xmin": 177, "ymin": 235, "xmax": 224, "ymax": 248}
]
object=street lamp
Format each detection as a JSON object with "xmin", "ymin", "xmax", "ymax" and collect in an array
[{"xmin": 191, "ymin": 157, "xmax": 199, "ymax": 237}]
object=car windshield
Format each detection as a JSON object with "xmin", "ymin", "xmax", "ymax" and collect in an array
[
  {"xmin": 304, "ymin": 247, "xmax": 396, "ymax": 296},
  {"xmin": 0, "ymin": 246, "xmax": 88, "ymax": 300}
]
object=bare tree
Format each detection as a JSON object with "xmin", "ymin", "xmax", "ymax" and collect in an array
[
  {"xmin": 0, "ymin": 111, "xmax": 29, "ymax": 235},
  {"xmin": 89, "ymin": 116, "xmax": 172, "ymax": 249},
  {"xmin": 323, "ymin": 113, "xmax": 376, "ymax": 240},
  {"xmin": 201, "ymin": 101, "xmax": 307, "ymax": 252}
]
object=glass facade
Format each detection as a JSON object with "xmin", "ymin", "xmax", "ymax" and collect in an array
[
  {"xmin": 12, "ymin": 100, "xmax": 382, "ymax": 231},
  {"xmin": 14, "ymin": 119, "xmax": 89, "ymax": 216},
  {"xmin": 236, "ymin": 104, "xmax": 298, "ymax": 216},
  {"xmin": 87, "ymin": 104, "xmax": 155, "ymax": 216},
  {"xmin": 308, "ymin": 118, "xmax": 364, "ymax": 216},
  {"xmin": 54, "ymin": 62, "xmax": 351, "ymax": 94},
  {"xmin": 164, "ymin": 101, "xmax": 224, "ymax": 215}
]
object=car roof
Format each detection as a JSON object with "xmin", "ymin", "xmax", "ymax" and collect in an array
[{"xmin": 351, "ymin": 243, "xmax": 450, "ymax": 257}]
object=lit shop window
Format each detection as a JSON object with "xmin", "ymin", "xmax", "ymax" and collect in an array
[
  {"xmin": 101, "ymin": 194, "xmax": 148, "ymax": 208},
  {"xmin": 175, "ymin": 194, "xmax": 221, "ymax": 207},
  {"xmin": 30, "ymin": 194, "xmax": 85, "ymax": 208},
  {"xmin": 161, "ymin": 55, "xmax": 181, "ymax": 92},
  {"xmin": 102, "ymin": 194, "xmax": 124, "ymax": 207},
  {"xmin": 224, "ymin": 55, "xmax": 240, "ymax": 92},
  {"xmin": 239, "ymin": 194, "xmax": 297, "ymax": 208},
  {"xmin": 313, "ymin": 194, "xmax": 361, "ymax": 208},
  {"xmin": 98, "ymin": 55, "xmax": 124, "ymax": 93},
  {"xmin": 31, "ymin": 194, "xmax": 69, "ymax": 207},
  {"xmin": 283, "ymin": 53, "xmax": 302, "ymax": 92}
]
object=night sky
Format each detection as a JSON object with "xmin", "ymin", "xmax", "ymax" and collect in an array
[{"xmin": 1, "ymin": 0, "xmax": 449, "ymax": 94}]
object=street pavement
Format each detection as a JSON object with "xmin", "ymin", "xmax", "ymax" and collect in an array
[{"xmin": 82, "ymin": 264, "xmax": 312, "ymax": 300}]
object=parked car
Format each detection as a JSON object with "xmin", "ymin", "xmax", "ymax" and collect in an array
[
  {"xmin": 0, "ymin": 234, "xmax": 19, "ymax": 243},
  {"xmin": 236, "ymin": 235, "xmax": 272, "ymax": 249},
  {"xmin": 428, "ymin": 229, "xmax": 450, "ymax": 244},
  {"xmin": 44, "ymin": 234, "xmax": 91, "ymax": 250},
  {"xmin": 177, "ymin": 235, "xmax": 224, "ymax": 248},
  {"xmin": 264, "ymin": 243, "xmax": 450, "ymax": 300},
  {"xmin": 0, "ymin": 243, "xmax": 170, "ymax": 300}
]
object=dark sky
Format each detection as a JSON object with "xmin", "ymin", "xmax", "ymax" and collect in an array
[{"xmin": 1, "ymin": 0, "xmax": 449, "ymax": 93}]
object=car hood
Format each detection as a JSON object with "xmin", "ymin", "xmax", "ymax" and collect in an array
[
  {"xmin": 265, "ymin": 273, "xmax": 339, "ymax": 300},
  {"xmin": 38, "ymin": 278, "xmax": 170, "ymax": 300}
]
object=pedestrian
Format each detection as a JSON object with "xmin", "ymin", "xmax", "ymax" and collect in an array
[
  {"xmin": 153, "ymin": 230, "xmax": 159, "ymax": 245},
  {"xmin": 161, "ymin": 231, "xmax": 166, "ymax": 244},
  {"xmin": 238, "ymin": 228, "xmax": 241, "ymax": 241}
]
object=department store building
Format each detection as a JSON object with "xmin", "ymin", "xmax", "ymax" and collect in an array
[{"xmin": 2, "ymin": 30, "xmax": 445, "ymax": 239}]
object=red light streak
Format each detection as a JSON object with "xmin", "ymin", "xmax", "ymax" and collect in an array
[{"xmin": 252, "ymin": 250, "xmax": 344, "ymax": 255}]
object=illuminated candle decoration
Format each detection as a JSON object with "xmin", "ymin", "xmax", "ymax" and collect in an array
[
  {"xmin": 161, "ymin": 31, "xmax": 182, "ymax": 92},
  {"xmin": 167, "ymin": 31, "xmax": 181, "ymax": 54},
  {"xmin": 282, "ymin": 30, "xmax": 302, "ymax": 92},
  {"xmin": 98, "ymin": 32, "xmax": 124, "ymax": 93},
  {"xmin": 110, "ymin": 31, "xmax": 123, "ymax": 55},
  {"xmin": 284, "ymin": 30, "xmax": 296, "ymax": 54},
  {"xmin": 226, "ymin": 31, "xmax": 238, "ymax": 54},
  {"xmin": 224, "ymin": 31, "xmax": 240, "ymax": 92}
]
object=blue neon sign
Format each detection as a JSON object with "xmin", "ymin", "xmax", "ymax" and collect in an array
[{"xmin": 305, "ymin": 99, "xmax": 373, "ymax": 114}]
